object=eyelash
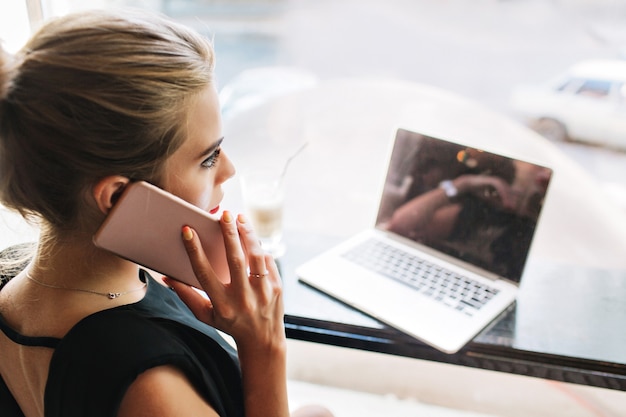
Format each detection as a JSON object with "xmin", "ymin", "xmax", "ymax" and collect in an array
[{"xmin": 201, "ymin": 147, "xmax": 221, "ymax": 169}]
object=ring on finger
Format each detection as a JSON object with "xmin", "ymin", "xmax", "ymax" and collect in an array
[{"xmin": 249, "ymin": 270, "xmax": 269, "ymax": 279}]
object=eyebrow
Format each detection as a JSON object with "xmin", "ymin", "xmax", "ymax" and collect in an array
[{"xmin": 197, "ymin": 137, "xmax": 224, "ymax": 159}]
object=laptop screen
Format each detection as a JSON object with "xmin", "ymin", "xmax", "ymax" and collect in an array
[{"xmin": 375, "ymin": 129, "xmax": 552, "ymax": 283}]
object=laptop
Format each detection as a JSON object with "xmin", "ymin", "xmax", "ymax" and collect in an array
[{"xmin": 296, "ymin": 128, "xmax": 553, "ymax": 353}]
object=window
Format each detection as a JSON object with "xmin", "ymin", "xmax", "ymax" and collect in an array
[
  {"xmin": 0, "ymin": 1, "xmax": 31, "ymax": 53},
  {"xmin": 554, "ymin": 77, "xmax": 585, "ymax": 94},
  {"xmin": 575, "ymin": 79, "xmax": 612, "ymax": 99}
]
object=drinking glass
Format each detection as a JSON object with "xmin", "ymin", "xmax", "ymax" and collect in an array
[{"xmin": 240, "ymin": 166, "xmax": 286, "ymax": 258}]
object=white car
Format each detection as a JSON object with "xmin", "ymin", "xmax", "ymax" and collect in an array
[{"xmin": 510, "ymin": 60, "xmax": 626, "ymax": 149}]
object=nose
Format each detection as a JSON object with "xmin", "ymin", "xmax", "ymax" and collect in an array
[{"xmin": 218, "ymin": 151, "xmax": 236, "ymax": 184}]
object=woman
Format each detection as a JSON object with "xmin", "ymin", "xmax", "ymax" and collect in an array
[{"xmin": 0, "ymin": 9, "xmax": 331, "ymax": 417}]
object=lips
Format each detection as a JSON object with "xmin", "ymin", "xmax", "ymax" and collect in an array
[{"xmin": 209, "ymin": 205, "xmax": 220, "ymax": 214}]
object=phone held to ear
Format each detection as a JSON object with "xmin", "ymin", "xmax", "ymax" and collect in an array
[{"xmin": 93, "ymin": 181, "xmax": 229, "ymax": 288}]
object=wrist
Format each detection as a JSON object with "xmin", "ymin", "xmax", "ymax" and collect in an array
[{"xmin": 237, "ymin": 336, "xmax": 287, "ymax": 363}]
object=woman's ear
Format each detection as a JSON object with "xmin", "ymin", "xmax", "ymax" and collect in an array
[{"xmin": 92, "ymin": 176, "xmax": 130, "ymax": 215}]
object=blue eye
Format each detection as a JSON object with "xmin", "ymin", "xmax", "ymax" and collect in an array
[{"xmin": 201, "ymin": 147, "xmax": 221, "ymax": 169}]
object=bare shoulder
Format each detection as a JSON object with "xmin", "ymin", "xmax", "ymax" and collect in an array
[{"xmin": 117, "ymin": 365, "xmax": 220, "ymax": 417}]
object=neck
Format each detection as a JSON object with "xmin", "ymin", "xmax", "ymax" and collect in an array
[
  {"xmin": 6, "ymin": 227, "xmax": 146, "ymax": 340},
  {"xmin": 29, "ymin": 228, "xmax": 142, "ymax": 295}
]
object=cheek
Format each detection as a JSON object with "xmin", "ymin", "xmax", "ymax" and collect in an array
[
  {"xmin": 187, "ymin": 174, "xmax": 220, "ymax": 210},
  {"xmin": 195, "ymin": 186, "xmax": 214, "ymax": 209},
  {"xmin": 163, "ymin": 177, "xmax": 215, "ymax": 210}
]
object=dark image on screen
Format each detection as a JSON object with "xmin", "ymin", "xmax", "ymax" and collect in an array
[{"xmin": 375, "ymin": 129, "xmax": 552, "ymax": 283}]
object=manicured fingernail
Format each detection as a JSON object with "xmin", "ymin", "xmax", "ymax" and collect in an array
[
  {"xmin": 182, "ymin": 225, "xmax": 193, "ymax": 241},
  {"xmin": 237, "ymin": 213, "xmax": 247, "ymax": 223},
  {"xmin": 223, "ymin": 210, "xmax": 233, "ymax": 223}
]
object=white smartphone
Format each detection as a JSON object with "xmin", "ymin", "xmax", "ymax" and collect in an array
[{"xmin": 93, "ymin": 181, "xmax": 230, "ymax": 288}]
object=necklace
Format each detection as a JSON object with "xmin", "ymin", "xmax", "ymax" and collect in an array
[{"xmin": 25, "ymin": 272, "xmax": 147, "ymax": 300}]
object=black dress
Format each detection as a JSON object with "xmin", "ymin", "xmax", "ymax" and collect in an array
[{"xmin": 0, "ymin": 268, "xmax": 244, "ymax": 417}]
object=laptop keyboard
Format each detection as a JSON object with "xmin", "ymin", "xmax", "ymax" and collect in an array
[{"xmin": 341, "ymin": 238, "xmax": 500, "ymax": 316}]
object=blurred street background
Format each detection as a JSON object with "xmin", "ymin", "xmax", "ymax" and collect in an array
[
  {"xmin": 5, "ymin": 0, "xmax": 626, "ymax": 204},
  {"xmin": 127, "ymin": 0, "xmax": 626, "ymax": 204}
]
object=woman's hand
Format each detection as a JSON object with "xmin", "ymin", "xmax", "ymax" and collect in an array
[
  {"xmin": 454, "ymin": 174, "xmax": 518, "ymax": 211},
  {"xmin": 166, "ymin": 210, "xmax": 289, "ymax": 417},
  {"xmin": 164, "ymin": 210, "xmax": 285, "ymax": 352}
]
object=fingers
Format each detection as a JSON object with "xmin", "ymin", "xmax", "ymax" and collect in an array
[
  {"xmin": 219, "ymin": 211, "xmax": 271, "ymax": 280},
  {"xmin": 217, "ymin": 212, "xmax": 282, "ymax": 314},
  {"xmin": 180, "ymin": 225, "xmax": 221, "ymax": 296},
  {"xmin": 176, "ymin": 210, "xmax": 283, "ymax": 341},
  {"xmin": 219, "ymin": 211, "xmax": 249, "ymax": 288},
  {"xmin": 487, "ymin": 178, "xmax": 517, "ymax": 209},
  {"xmin": 180, "ymin": 210, "xmax": 271, "ymax": 292},
  {"xmin": 262, "ymin": 254, "xmax": 283, "ymax": 307},
  {"xmin": 235, "ymin": 214, "xmax": 268, "ymax": 278}
]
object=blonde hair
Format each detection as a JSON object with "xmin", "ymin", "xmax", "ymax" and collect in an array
[{"xmin": 0, "ymin": 9, "xmax": 215, "ymax": 231}]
